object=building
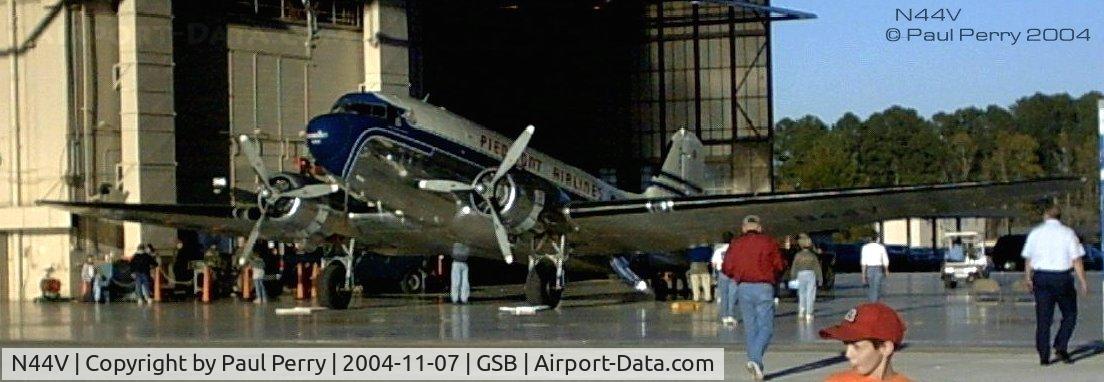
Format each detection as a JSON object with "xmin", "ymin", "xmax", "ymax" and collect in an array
[{"xmin": 1, "ymin": 0, "xmax": 801, "ymax": 300}]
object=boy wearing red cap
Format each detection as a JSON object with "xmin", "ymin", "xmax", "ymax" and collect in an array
[{"xmin": 819, "ymin": 303, "xmax": 910, "ymax": 381}]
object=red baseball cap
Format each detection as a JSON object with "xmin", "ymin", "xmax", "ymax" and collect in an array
[{"xmin": 819, "ymin": 303, "xmax": 906, "ymax": 345}]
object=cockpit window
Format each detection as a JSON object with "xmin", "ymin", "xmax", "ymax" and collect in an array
[{"xmin": 332, "ymin": 102, "xmax": 388, "ymax": 118}]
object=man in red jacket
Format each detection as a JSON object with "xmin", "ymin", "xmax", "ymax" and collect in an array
[{"xmin": 723, "ymin": 215, "xmax": 786, "ymax": 381}]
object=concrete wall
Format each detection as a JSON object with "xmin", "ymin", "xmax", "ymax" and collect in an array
[
  {"xmin": 0, "ymin": 0, "xmax": 76, "ymax": 300},
  {"xmin": 118, "ymin": 0, "xmax": 177, "ymax": 253},
  {"xmin": 0, "ymin": 0, "xmax": 185, "ymax": 300},
  {"xmin": 881, "ymin": 217, "xmax": 990, "ymax": 248}
]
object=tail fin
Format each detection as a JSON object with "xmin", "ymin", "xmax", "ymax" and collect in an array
[{"xmin": 644, "ymin": 129, "xmax": 708, "ymax": 197}]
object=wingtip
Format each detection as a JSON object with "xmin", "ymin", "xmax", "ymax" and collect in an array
[{"xmin": 524, "ymin": 125, "xmax": 535, "ymax": 133}]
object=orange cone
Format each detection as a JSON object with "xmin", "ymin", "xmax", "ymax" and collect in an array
[
  {"xmin": 202, "ymin": 266, "xmax": 212, "ymax": 303},
  {"xmin": 296, "ymin": 263, "xmax": 305, "ymax": 300},
  {"xmin": 242, "ymin": 267, "xmax": 252, "ymax": 300},
  {"xmin": 153, "ymin": 266, "xmax": 162, "ymax": 302}
]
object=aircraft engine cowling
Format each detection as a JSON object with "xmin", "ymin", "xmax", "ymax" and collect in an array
[
  {"xmin": 235, "ymin": 195, "xmax": 344, "ymax": 242},
  {"xmin": 470, "ymin": 173, "xmax": 547, "ymax": 235},
  {"xmin": 267, "ymin": 173, "xmax": 310, "ymax": 193}
]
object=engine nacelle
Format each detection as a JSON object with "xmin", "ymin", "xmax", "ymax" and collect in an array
[
  {"xmin": 235, "ymin": 196, "xmax": 347, "ymax": 242},
  {"xmin": 469, "ymin": 172, "xmax": 548, "ymax": 234}
]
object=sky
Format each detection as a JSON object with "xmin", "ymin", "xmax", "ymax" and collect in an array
[{"xmin": 770, "ymin": 0, "xmax": 1104, "ymax": 122}]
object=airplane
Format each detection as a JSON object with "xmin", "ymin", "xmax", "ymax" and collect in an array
[{"xmin": 41, "ymin": 91, "xmax": 1082, "ymax": 309}]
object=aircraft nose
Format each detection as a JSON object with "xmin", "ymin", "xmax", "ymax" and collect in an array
[{"xmin": 305, "ymin": 114, "xmax": 364, "ymax": 178}]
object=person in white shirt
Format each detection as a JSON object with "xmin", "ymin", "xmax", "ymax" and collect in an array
[
  {"xmin": 860, "ymin": 236, "xmax": 890, "ymax": 302},
  {"xmin": 250, "ymin": 253, "xmax": 267, "ymax": 304},
  {"xmin": 712, "ymin": 231, "xmax": 737, "ymax": 326},
  {"xmin": 1021, "ymin": 204, "xmax": 1089, "ymax": 365}
]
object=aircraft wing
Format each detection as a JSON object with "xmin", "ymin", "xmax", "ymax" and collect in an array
[
  {"xmin": 37, "ymin": 201, "xmax": 259, "ymax": 235},
  {"xmin": 561, "ymin": 177, "xmax": 1082, "ymax": 254},
  {"xmin": 37, "ymin": 200, "xmax": 426, "ymax": 253}
]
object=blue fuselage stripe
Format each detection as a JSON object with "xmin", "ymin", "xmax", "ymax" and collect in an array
[{"xmin": 341, "ymin": 124, "xmax": 599, "ymax": 201}]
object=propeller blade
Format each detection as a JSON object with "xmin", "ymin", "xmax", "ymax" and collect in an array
[
  {"xmin": 238, "ymin": 135, "xmax": 273, "ymax": 190},
  {"xmin": 418, "ymin": 179, "xmax": 475, "ymax": 193},
  {"xmin": 488, "ymin": 209, "xmax": 514, "ymax": 264},
  {"xmin": 491, "ymin": 125, "xmax": 535, "ymax": 185},
  {"xmin": 235, "ymin": 214, "xmax": 268, "ymax": 267},
  {"xmin": 282, "ymin": 183, "xmax": 340, "ymax": 199}
]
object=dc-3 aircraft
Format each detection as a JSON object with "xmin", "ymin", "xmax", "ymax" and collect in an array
[{"xmin": 41, "ymin": 91, "xmax": 1081, "ymax": 309}]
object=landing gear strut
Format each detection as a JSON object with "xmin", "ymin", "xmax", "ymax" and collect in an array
[
  {"xmin": 320, "ymin": 239, "xmax": 355, "ymax": 309},
  {"xmin": 525, "ymin": 234, "xmax": 567, "ymax": 308}
]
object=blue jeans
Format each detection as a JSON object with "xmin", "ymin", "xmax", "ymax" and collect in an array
[
  {"xmin": 253, "ymin": 278, "xmax": 267, "ymax": 301},
  {"xmin": 93, "ymin": 278, "xmax": 109, "ymax": 303},
  {"xmin": 716, "ymin": 272, "xmax": 738, "ymax": 319},
  {"xmin": 451, "ymin": 261, "xmax": 469, "ymax": 303},
  {"xmin": 866, "ymin": 267, "xmax": 885, "ymax": 302},
  {"xmin": 796, "ymin": 270, "xmax": 817, "ymax": 314},
  {"xmin": 737, "ymin": 282, "xmax": 775, "ymax": 367},
  {"xmin": 133, "ymin": 273, "xmax": 152, "ymax": 302},
  {"xmin": 610, "ymin": 256, "xmax": 642, "ymax": 286}
]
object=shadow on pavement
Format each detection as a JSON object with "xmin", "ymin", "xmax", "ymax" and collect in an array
[
  {"xmin": 1069, "ymin": 340, "xmax": 1104, "ymax": 363},
  {"xmin": 763, "ymin": 353, "xmax": 847, "ymax": 381},
  {"xmin": 762, "ymin": 344, "xmax": 912, "ymax": 380}
]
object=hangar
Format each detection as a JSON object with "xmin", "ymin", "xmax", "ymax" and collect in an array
[{"xmin": 0, "ymin": 0, "xmax": 806, "ymax": 300}]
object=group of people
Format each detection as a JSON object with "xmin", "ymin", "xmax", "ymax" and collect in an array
[
  {"xmin": 713, "ymin": 202, "xmax": 1092, "ymax": 380},
  {"xmin": 79, "ymin": 242, "xmax": 275, "ymax": 304},
  {"xmin": 79, "ymin": 244, "xmax": 159, "ymax": 305},
  {"xmin": 711, "ymin": 214, "xmax": 908, "ymax": 381}
]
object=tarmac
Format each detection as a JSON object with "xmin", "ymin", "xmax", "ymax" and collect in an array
[{"xmin": 2, "ymin": 272, "xmax": 1102, "ymax": 381}]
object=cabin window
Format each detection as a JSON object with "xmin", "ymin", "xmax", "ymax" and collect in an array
[{"xmin": 334, "ymin": 103, "xmax": 388, "ymax": 118}]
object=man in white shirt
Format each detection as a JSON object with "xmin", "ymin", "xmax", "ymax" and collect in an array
[
  {"xmin": 712, "ymin": 231, "xmax": 737, "ymax": 325},
  {"xmin": 1021, "ymin": 205, "xmax": 1090, "ymax": 365},
  {"xmin": 860, "ymin": 236, "xmax": 890, "ymax": 302}
]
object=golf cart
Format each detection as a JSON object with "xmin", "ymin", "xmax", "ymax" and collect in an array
[{"xmin": 941, "ymin": 232, "xmax": 992, "ymax": 289}]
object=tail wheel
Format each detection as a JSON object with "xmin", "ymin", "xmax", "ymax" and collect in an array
[
  {"xmin": 400, "ymin": 270, "xmax": 425, "ymax": 294},
  {"xmin": 525, "ymin": 258, "xmax": 563, "ymax": 308},
  {"xmin": 319, "ymin": 262, "xmax": 352, "ymax": 309}
]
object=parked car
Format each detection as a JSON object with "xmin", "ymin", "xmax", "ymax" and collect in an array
[
  {"xmin": 1081, "ymin": 245, "xmax": 1103, "ymax": 271},
  {"xmin": 990, "ymin": 234, "xmax": 1027, "ymax": 271},
  {"xmin": 990, "ymin": 234, "xmax": 1102, "ymax": 271},
  {"xmin": 354, "ymin": 252, "xmax": 443, "ymax": 294}
]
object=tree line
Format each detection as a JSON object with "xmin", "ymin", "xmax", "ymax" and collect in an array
[{"xmin": 773, "ymin": 91, "xmax": 1102, "ymax": 236}]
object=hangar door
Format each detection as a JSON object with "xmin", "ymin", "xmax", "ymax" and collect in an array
[{"xmin": 225, "ymin": 24, "xmax": 365, "ymax": 197}]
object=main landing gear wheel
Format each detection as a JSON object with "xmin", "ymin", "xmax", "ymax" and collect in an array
[
  {"xmin": 400, "ymin": 270, "xmax": 426, "ymax": 294},
  {"xmin": 525, "ymin": 258, "xmax": 563, "ymax": 308},
  {"xmin": 319, "ymin": 262, "xmax": 352, "ymax": 309}
]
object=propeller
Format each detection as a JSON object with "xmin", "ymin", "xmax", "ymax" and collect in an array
[
  {"xmin": 418, "ymin": 125, "xmax": 535, "ymax": 264},
  {"xmin": 234, "ymin": 135, "xmax": 339, "ymax": 266}
]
